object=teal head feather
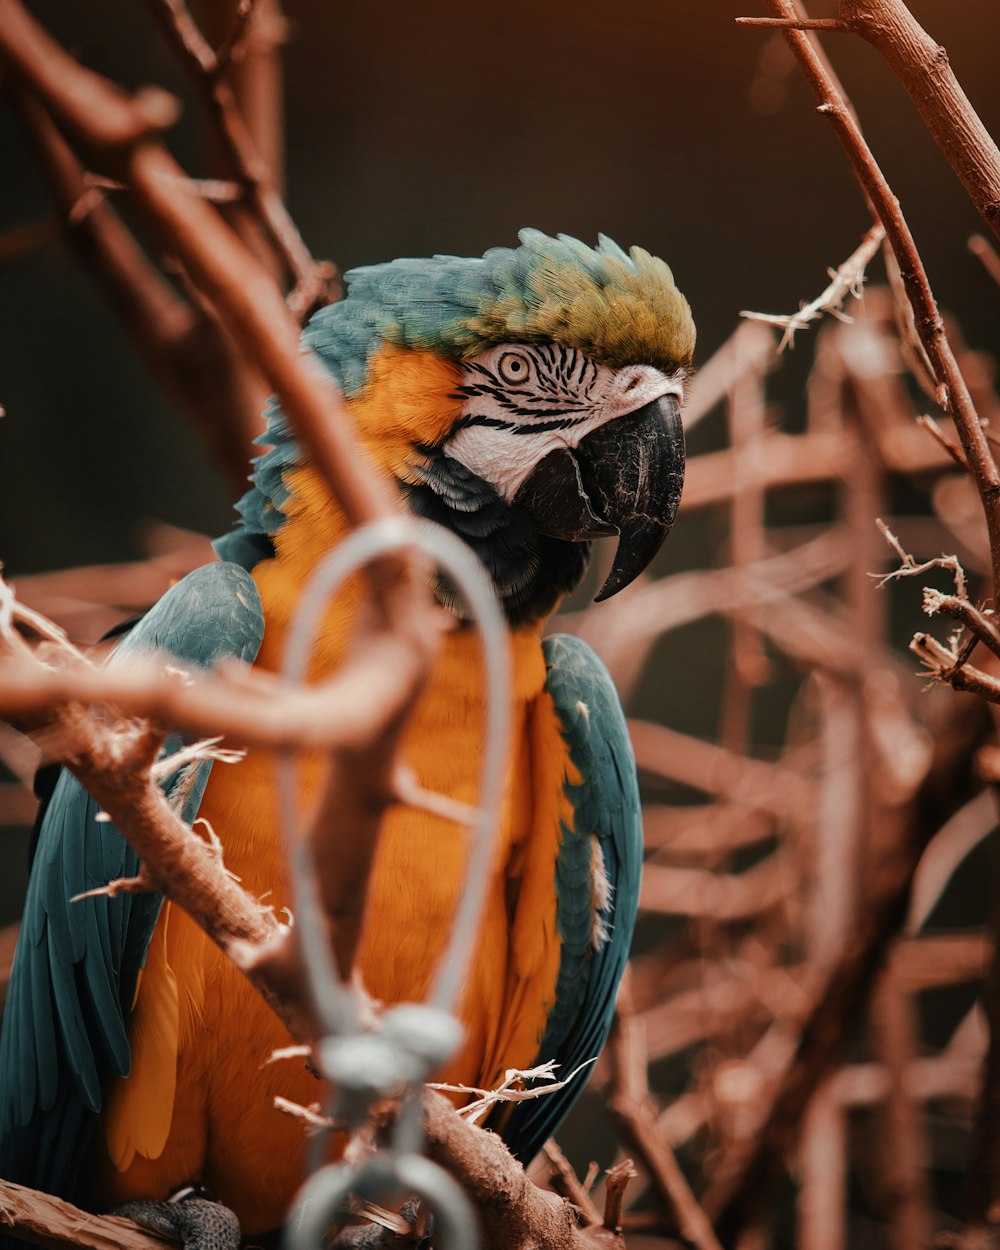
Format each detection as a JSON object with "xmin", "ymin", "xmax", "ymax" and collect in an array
[{"xmin": 214, "ymin": 229, "xmax": 695, "ymax": 568}]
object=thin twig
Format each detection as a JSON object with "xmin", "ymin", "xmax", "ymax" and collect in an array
[
  {"xmin": 737, "ymin": 16, "xmax": 848, "ymax": 30},
  {"xmin": 542, "ymin": 1141, "xmax": 603, "ymax": 1227},
  {"xmin": 741, "ymin": 223, "xmax": 885, "ymax": 348},
  {"xmin": 970, "ymin": 235, "xmax": 1000, "ymax": 289}
]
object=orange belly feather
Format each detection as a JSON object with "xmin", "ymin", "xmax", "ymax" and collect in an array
[{"xmin": 97, "ymin": 459, "xmax": 577, "ymax": 1232}]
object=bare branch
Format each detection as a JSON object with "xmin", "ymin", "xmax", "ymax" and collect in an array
[
  {"xmin": 970, "ymin": 234, "xmax": 1000, "ymax": 289},
  {"xmin": 421, "ymin": 1090, "xmax": 624, "ymax": 1250},
  {"xmin": 751, "ymin": 0, "xmax": 1000, "ymax": 600},
  {"xmin": 148, "ymin": 0, "xmax": 336, "ymax": 318},
  {"xmin": 839, "ymin": 0, "xmax": 1000, "ymax": 245},
  {"xmin": 0, "ymin": 1180, "xmax": 175, "ymax": 1250},
  {"xmin": 602, "ymin": 1161, "xmax": 638, "ymax": 1234},
  {"xmin": 607, "ymin": 977, "xmax": 726, "ymax": 1250},
  {"xmin": 741, "ymin": 223, "xmax": 885, "ymax": 348},
  {"xmin": 542, "ymin": 1142, "xmax": 603, "ymax": 1227},
  {"xmin": 5, "ymin": 85, "xmax": 265, "ymax": 490},
  {"xmin": 737, "ymin": 16, "xmax": 848, "ymax": 30}
]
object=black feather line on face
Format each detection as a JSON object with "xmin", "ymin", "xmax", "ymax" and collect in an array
[
  {"xmin": 452, "ymin": 413, "xmax": 589, "ymax": 435},
  {"xmin": 400, "ymin": 446, "xmax": 589, "ymax": 626},
  {"xmin": 454, "ymin": 345, "xmax": 601, "ymax": 423}
]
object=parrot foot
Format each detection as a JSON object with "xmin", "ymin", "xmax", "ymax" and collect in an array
[{"xmin": 114, "ymin": 1186, "xmax": 241, "ymax": 1250}]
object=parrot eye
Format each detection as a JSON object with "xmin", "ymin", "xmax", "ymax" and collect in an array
[{"xmin": 497, "ymin": 351, "xmax": 533, "ymax": 386}]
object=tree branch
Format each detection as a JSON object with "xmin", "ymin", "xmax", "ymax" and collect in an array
[
  {"xmin": 5, "ymin": 83, "xmax": 266, "ymax": 492},
  {"xmin": 838, "ymin": 0, "xmax": 1000, "ymax": 244},
  {"xmin": 0, "ymin": 1180, "xmax": 176, "ymax": 1250},
  {"xmin": 148, "ymin": 0, "xmax": 336, "ymax": 318},
  {"xmin": 751, "ymin": 0, "xmax": 1000, "ymax": 601}
]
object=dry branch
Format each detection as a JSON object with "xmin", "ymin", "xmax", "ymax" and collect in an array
[
  {"xmin": 147, "ymin": 0, "xmax": 336, "ymax": 318},
  {"xmin": 0, "ymin": 631, "xmax": 437, "ymax": 754},
  {"xmin": 681, "ymin": 321, "xmax": 778, "ymax": 430},
  {"xmin": 640, "ymin": 964, "xmax": 809, "ymax": 1063},
  {"xmin": 542, "ymin": 1142, "xmax": 603, "ymax": 1228},
  {"xmin": 870, "ymin": 971, "xmax": 933, "ymax": 1250},
  {"xmin": 4, "ymin": 85, "xmax": 264, "ymax": 490},
  {"xmin": 796, "ymin": 1082, "xmax": 847, "ymax": 1250},
  {"xmin": 705, "ymin": 695, "xmax": 986, "ymax": 1240},
  {"xmin": 838, "ymin": 0, "xmax": 1000, "ymax": 243},
  {"xmin": 965, "ymin": 884, "xmax": 1000, "ymax": 1233},
  {"xmin": 0, "ymin": 0, "xmax": 408, "ymax": 601},
  {"xmin": 629, "ymin": 719, "xmax": 810, "ymax": 817},
  {"xmin": 639, "ymin": 855, "xmax": 791, "ymax": 922},
  {"xmin": 754, "ymin": 0, "xmax": 1000, "ymax": 601},
  {"xmin": 741, "ymin": 223, "xmax": 885, "ymax": 348},
  {"xmin": 421, "ymin": 1091, "xmax": 625, "ymax": 1250},
  {"xmin": 607, "ymin": 977, "xmax": 725, "ymax": 1250},
  {"xmin": 0, "ymin": 1180, "xmax": 175, "ymax": 1250}
]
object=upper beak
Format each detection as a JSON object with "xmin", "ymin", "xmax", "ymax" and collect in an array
[{"xmin": 511, "ymin": 394, "xmax": 685, "ymax": 601}]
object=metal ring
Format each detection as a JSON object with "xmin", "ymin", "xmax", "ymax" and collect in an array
[{"xmin": 283, "ymin": 1153, "xmax": 479, "ymax": 1250}]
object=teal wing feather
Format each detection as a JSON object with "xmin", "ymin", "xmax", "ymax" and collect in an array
[
  {"xmin": 0, "ymin": 563, "xmax": 264, "ymax": 1203},
  {"xmin": 499, "ymin": 634, "xmax": 643, "ymax": 1164}
]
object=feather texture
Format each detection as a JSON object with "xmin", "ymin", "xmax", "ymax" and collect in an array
[
  {"xmin": 496, "ymin": 633, "xmax": 643, "ymax": 1163},
  {"xmin": 0, "ymin": 563, "xmax": 265, "ymax": 1203}
]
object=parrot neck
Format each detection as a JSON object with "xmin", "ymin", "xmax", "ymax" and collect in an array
[
  {"xmin": 250, "ymin": 463, "xmax": 551, "ymax": 699},
  {"xmin": 400, "ymin": 444, "xmax": 590, "ymax": 627}
]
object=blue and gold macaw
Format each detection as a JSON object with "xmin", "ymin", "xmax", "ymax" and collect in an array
[{"xmin": 0, "ymin": 230, "xmax": 694, "ymax": 1234}]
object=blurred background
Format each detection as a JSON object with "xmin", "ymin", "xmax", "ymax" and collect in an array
[{"xmin": 2, "ymin": 2, "xmax": 1000, "ymax": 1246}]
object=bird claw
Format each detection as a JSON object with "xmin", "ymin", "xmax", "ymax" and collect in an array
[{"xmin": 113, "ymin": 1192, "xmax": 242, "ymax": 1250}]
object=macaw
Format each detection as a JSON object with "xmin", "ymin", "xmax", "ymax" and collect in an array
[{"xmin": 0, "ymin": 230, "xmax": 694, "ymax": 1236}]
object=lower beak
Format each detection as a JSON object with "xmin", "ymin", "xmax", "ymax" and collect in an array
[{"xmin": 511, "ymin": 394, "xmax": 685, "ymax": 600}]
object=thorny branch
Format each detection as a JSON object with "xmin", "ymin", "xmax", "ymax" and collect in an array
[
  {"xmin": 875, "ymin": 521, "xmax": 1000, "ymax": 700},
  {"xmin": 741, "ymin": 222, "xmax": 885, "ymax": 349},
  {"xmin": 751, "ymin": 0, "xmax": 1000, "ymax": 602}
]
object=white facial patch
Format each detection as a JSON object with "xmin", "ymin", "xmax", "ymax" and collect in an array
[{"xmin": 444, "ymin": 343, "xmax": 684, "ymax": 501}]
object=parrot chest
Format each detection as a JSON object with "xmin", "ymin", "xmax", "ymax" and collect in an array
[{"xmin": 99, "ymin": 625, "xmax": 567, "ymax": 1234}]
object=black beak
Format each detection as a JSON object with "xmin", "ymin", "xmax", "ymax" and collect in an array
[{"xmin": 511, "ymin": 394, "xmax": 685, "ymax": 601}]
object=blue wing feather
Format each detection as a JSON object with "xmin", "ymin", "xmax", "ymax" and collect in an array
[
  {"xmin": 499, "ymin": 633, "xmax": 643, "ymax": 1164},
  {"xmin": 0, "ymin": 562, "xmax": 264, "ymax": 1202}
]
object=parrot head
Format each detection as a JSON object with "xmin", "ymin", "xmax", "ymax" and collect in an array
[{"xmin": 218, "ymin": 230, "xmax": 695, "ymax": 626}]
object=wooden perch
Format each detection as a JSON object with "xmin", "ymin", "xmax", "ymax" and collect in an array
[
  {"xmin": 421, "ymin": 1090, "xmax": 627, "ymax": 1249},
  {"xmin": 0, "ymin": 1180, "xmax": 176, "ymax": 1250}
]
